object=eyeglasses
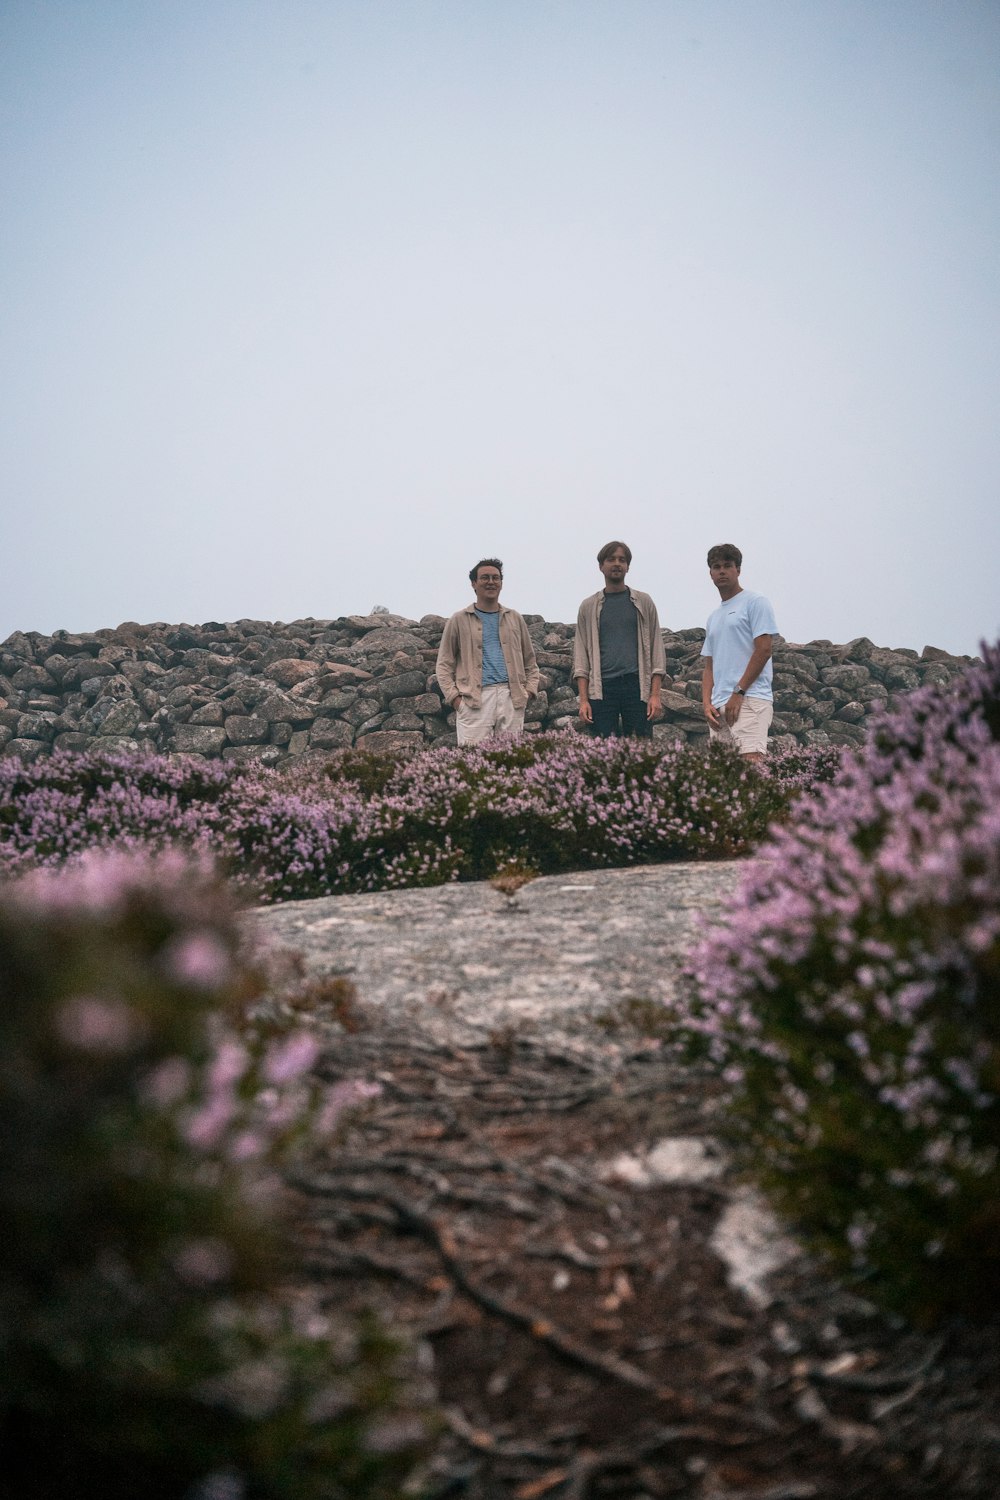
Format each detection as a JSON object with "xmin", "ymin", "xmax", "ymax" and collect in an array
[{"xmin": 477, "ymin": 575, "xmax": 502, "ymax": 583}]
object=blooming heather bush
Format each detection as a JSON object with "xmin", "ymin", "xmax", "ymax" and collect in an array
[
  {"xmin": 373, "ymin": 733, "xmax": 786, "ymax": 877},
  {"xmin": 0, "ymin": 735, "xmax": 840, "ymax": 902},
  {"xmin": 0, "ymin": 750, "xmax": 236, "ymax": 877},
  {"xmin": 0, "ymin": 852, "xmax": 425, "ymax": 1499},
  {"xmin": 681, "ymin": 645, "xmax": 1000, "ymax": 1320},
  {"xmin": 758, "ymin": 739, "xmax": 844, "ymax": 794},
  {"xmin": 280, "ymin": 745, "xmax": 412, "ymax": 800}
]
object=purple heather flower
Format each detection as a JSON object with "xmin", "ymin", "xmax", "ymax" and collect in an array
[
  {"xmin": 55, "ymin": 994, "xmax": 141, "ymax": 1053},
  {"xmin": 161, "ymin": 930, "xmax": 233, "ymax": 989},
  {"xmin": 263, "ymin": 1031, "xmax": 320, "ymax": 1086},
  {"xmin": 142, "ymin": 1055, "xmax": 193, "ymax": 1107}
]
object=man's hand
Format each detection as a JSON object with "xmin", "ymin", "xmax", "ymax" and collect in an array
[
  {"xmin": 724, "ymin": 692, "xmax": 744, "ymax": 726},
  {"xmin": 703, "ymin": 702, "xmax": 721, "ymax": 728},
  {"xmin": 451, "ymin": 696, "xmax": 463, "ymax": 712},
  {"xmin": 646, "ymin": 681, "xmax": 663, "ymax": 721},
  {"xmin": 578, "ymin": 698, "xmax": 593, "ymax": 724}
]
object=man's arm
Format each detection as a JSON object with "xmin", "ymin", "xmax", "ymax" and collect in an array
[
  {"xmin": 518, "ymin": 614, "xmax": 540, "ymax": 698},
  {"xmin": 572, "ymin": 601, "xmax": 594, "ymax": 723},
  {"xmin": 702, "ymin": 658, "xmax": 721, "ymax": 728},
  {"xmin": 723, "ymin": 634, "xmax": 773, "ymax": 725},
  {"xmin": 645, "ymin": 598, "xmax": 667, "ymax": 720},
  {"xmin": 434, "ymin": 617, "xmax": 462, "ymax": 710}
]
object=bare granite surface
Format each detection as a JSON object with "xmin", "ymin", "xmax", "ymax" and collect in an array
[
  {"xmin": 247, "ymin": 858, "xmax": 795, "ymax": 1310},
  {"xmin": 247, "ymin": 860, "xmax": 746, "ymax": 1045}
]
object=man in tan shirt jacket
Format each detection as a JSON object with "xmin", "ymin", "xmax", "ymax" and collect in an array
[
  {"xmin": 573, "ymin": 541, "xmax": 666, "ymax": 738},
  {"xmin": 435, "ymin": 558, "xmax": 540, "ymax": 745}
]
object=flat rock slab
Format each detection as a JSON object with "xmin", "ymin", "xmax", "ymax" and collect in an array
[{"xmin": 248, "ymin": 861, "xmax": 746, "ymax": 1044}]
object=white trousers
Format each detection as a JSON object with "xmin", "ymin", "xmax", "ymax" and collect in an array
[
  {"xmin": 709, "ymin": 696, "xmax": 774, "ymax": 755},
  {"xmin": 455, "ymin": 684, "xmax": 525, "ymax": 746}
]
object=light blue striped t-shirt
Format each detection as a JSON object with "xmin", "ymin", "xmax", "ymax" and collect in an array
[{"xmin": 475, "ymin": 608, "xmax": 509, "ymax": 686}]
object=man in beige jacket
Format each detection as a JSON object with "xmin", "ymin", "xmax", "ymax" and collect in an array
[
  {"xmin": 435, "ymin": 558, "xmax": 540, "ymax": 745},
  {"xmin": 573, "ymin": 541, "xmax": 666, "ymax": 737}
]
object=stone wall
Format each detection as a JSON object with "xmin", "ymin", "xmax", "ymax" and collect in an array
[{"xmin": 0, "ymin": 612, "xmax": 976, "ymax": 766}]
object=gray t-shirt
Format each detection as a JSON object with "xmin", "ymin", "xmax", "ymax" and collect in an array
[{"xmin": 598, "ymin": 589, "xmax": 639, "ymax": 682}]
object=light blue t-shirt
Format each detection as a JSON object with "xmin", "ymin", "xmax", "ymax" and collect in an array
[
  {"xmin": 475, "ymin": 608, "xmax": 509, "ymax": 686},
  {"xmin": 701, "ymin": 589, "xmax": 778, "ymax": 706}
]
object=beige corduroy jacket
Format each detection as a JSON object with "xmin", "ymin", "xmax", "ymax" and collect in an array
[{"xmin": 435, "ymin": 603, "xmax": 540, "ymax": 710}]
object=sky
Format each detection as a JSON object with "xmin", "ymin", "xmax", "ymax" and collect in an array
[{"xmin": 2, "ymin": 0, "xmax": 998, "ymax": 656}]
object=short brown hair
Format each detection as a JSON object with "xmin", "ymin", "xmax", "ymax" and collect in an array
[
  {"xmin": 707, "ymin": 543, "xmax": 742, "ymax": 568},
  {"xmin": 469, "ymin": 557, "xmax": 503, "ymax": 584},
  {"xmin": 597, "ymin": 540, "xmax": 632, "ymax": 567}
]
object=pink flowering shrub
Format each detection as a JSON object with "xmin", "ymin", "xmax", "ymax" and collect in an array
[
  {"xmin": 681, "ymin": 644, "xmax": 1000, "ymax": 1320},
  {"xmin": 0, "ymin": 751, "xmax": 233, "ymax": 877},
  {"xmin": 0, "ymin": 852, "xmax": 425, "ymax": 1498},
  {"xmin": 757, "ymin": 739, "xmax": 844, "ymax": 793},
  {"xmin": 0, "ymin": 736, "xmax": 839, "ymax": 901},
  {"xmin": 374, "ymin": 733, "xmax": 769, "ymax": 876}
]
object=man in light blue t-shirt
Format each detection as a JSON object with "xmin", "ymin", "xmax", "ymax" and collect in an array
[{"xmin": 700, "ymin": 543, "xmax": 778, "ymax": 761}]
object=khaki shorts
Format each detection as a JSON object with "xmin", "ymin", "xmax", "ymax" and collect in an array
[
  {"xmin": 455, "ymin": 683, "xmax": 525, "ymax": 746},
  {"xmin": 709, "ymin": 696, "xmax": 773, "ymax": 756}
]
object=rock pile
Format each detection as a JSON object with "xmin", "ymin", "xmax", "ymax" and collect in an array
[{"xmin": 0, "ymin": 612, "xmax": 976, "ymax": 765}]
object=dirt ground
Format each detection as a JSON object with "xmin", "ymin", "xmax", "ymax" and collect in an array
[{"xmin": 284, "ymin": 1011, "xmax": 1000, "ymax": 1500}]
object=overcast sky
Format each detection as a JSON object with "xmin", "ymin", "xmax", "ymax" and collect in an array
[{"xmin": 2, "ymin": 0, "xmax": 998, "ymax": 656}]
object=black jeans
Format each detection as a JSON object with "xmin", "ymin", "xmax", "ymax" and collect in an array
[{"xmin": 590, "ymin": 673, "xmax": 652, "ymax": 738}]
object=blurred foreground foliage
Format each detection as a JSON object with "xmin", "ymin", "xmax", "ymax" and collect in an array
[{"xmin": 0, "ymin": 852, "xmax": 427, "ymax": 1499}]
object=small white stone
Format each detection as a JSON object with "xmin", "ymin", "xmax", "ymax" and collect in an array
[
  {"xmin": 709, "ymin": 1187, "xmax": 799, "ymax": 1309},
  {"xmin": 598, "ymin": 1136, "xmax": 726, "ymax": 1187},
  {"xmin": 645, "ymin": 1137, "xmax": 726, "ymax": 1183}
]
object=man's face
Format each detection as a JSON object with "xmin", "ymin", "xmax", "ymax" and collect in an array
[
  {"xmin": 600, "ymin": 548, "xmax": 630, "ymax": 586},
  {"xmin": 472, "ymin": 566, "xmax": 503, "ymax": 609},
  {"xmin": 709, "ymin": 557, "xmax": 741, "ymax": 597}
]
